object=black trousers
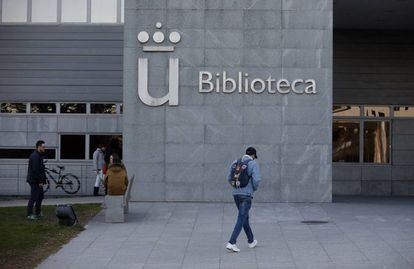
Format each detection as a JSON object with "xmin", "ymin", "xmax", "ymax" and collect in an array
[{"xmin": 27, "ymin": 183, "xmax": 44, "ymax": 216}]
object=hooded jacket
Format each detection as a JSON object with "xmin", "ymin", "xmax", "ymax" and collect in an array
[{"xmin": 104, "ymin": 163, "xmax": 129, "ymax": 195}]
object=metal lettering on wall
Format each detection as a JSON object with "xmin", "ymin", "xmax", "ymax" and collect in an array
[
  {"xmin": 137, "ymin": 23, "xmax": 317, "ymax": 107},
  {"xmin": 137, "ymin": 22, "xmax": 180, "ymax": 106},
  {"xmin": 199, "ymin": 71, "xmax": 316, "ymax": 95}
]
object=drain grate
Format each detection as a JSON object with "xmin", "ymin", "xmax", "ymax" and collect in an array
[{"xmin": 301, "ymin": 220, "xmax": 329, "ymax": 224}]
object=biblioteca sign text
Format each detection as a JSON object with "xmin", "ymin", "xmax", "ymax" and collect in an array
[{"xmin": 199, "ymin": 71, "xmax": 317, "ymax": 95}]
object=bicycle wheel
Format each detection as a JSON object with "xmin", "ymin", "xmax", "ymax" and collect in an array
[
  {"xmin": 43, "ymin": 179, "xmax": 50, "ymax": 194},
  {"xmin": 61, "ymin": 174, "xmax": 81, "ymax": 194}
]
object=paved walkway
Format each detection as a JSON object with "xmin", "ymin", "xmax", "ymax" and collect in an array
[
  {"xmin": 38, "ymin": 197, "xmax": 414, "ymax": 269},
  {"xmin": 0, "ymin": 196, "xmax": 103, "ymax": 207}
]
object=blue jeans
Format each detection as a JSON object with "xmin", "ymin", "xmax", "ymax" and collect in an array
[{"xmin": 229, "ymin": 195, "xmax": 254, "ymax": 244}]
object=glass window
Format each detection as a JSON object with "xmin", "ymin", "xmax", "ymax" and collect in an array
[
  {"xmin": 333, "ymin": 105, "xmax": 360, "ymax": 117},
  {"xmin": 363, "ymin": 121, "xmax": 390, "ymax": 163},
  {"xmin": 91, "ymin": 0, "xmax": 117, "ymax": 23},
  {"xmin": 333, "ymin": 120, "xmax": 360, "ymax": 162},
  {"xmin": 364, "ymin": 106, "xmax": 390, "ymax": 118},
  {"xmin": 31, "ymin": 0, "xmax": 57, "ymax": 22},
  {"xmin": 90, "ymin": 103, "xmax": 117, "ymax": 114},
  {"xmin": 2, "ymin": 0, "xmax": 27, "ymax": 22},
  {"xmin": 60, "ymin": 135, "xmax": 85, "ymax": 159},
  {"xmin": 61, "ymin": 0, "xmax": 87, "ymax": 22},
  {"xmin": 394, "ymin": 106, "xmax": 414, "ymax": 117},
  {"xmin": 60, "ymin": 103, "xmax": 86, "ymax": 113},
  {"xmin": 89, "ymin": 135, "xmax": 122, "ymax": 159},
  {"xmin": 0, "ymin": 148, "xmax": 56, "ymax": 159},
  {"xmin": 31, "ymin": 103, "xmax": 56, "ymax": 113},
  {"xmin": 119, "ymin": 104, "xmax": 123, "ymax": 114},
  {"xmin": 0, "ymin": 103, "xmax": 26, "ymax": 113}
]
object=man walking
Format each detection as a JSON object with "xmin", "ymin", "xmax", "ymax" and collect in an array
[
  {"xmin": 26, "ymin": 140, "xmax": 47, "ymax": 220},
  {"xmin": 226, "ymin": 147, "xmax": 261, "ymax": 252},
  {"xmin": 92, "ymin": 144, "xmax": 106, "ymax": 196}
]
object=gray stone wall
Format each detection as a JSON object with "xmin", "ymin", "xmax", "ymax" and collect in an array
[{"xmin": 124, "ymin": 0, "xmax": 333, "ymax": 202}]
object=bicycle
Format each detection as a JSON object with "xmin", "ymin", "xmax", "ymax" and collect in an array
[{"xmin": 43, "ymin": 163, "xmax": 81, "ymax": 194}]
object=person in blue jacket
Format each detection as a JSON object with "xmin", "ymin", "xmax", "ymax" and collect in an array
[{"xmin": 226, "ymin": 147, "xmax": 261, "ymax": 253}]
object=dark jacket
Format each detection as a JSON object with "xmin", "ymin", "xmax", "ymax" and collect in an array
[{"xmin": 26, "ymin": 151, "xmax": 46, "ymax": 184}]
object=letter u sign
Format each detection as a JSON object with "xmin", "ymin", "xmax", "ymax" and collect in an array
[{"xmin": 137, "ymin": 58, "xmax": 179, "ymax": 106}]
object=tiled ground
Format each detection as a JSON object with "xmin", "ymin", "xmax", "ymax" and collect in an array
[{"xmin": 38, "ymin": 197, "xmax": 414, "ymax": 269}]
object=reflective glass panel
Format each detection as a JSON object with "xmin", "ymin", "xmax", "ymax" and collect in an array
[
  {"xmin": 31, "ymin": 0, "xmax": 57, "ymax": 22},
  {"xmin": 2, "ymin": 0, "xmax": 27, "ymax": 22},
  {"xmin": 31, "ymin": 103, "xmax": 56, "ymax": 113},
  {"xmin": 1, "ymin": 103, "xmax": 26, "ymax": 113},
  {"xmin": 364, "ymin": 106, "xmax": 390, "ymax": 117},
  {"xmin": 89, "ymin": 135, "xmax": 122, "ymax": 159},
  {"xmin": 60, "ymin": 103, "xmax": 86, "ymax": 113},
  {"xmin": 0, "ymin": 148, "xmax": 56, "ymax": 159},
  {"xmin": 90, "ymin": 103, "xmax": 117, "ymax": 114},
  {"xmin": 333, "ymin": 120, "xmax": 360, "ymax": 162},
  {"xmin": 60, "ymin": 135, "xmax": 85, "ymax": 159},
  {"xmin": 91, "ymin": 0, "xmax": 117, "ymax": 23},
  {"xmin": 333, "ymin": 105, "xmax": 360, "ymax": 117},
  {"xmin": 394, "ymin": 106, "xmax": 414, "ymax": 117},
  {"xmin": 363, "ymin": 121, "xmax": 390, "ymax": 163},
  {"xmin": 61, "ymin": 0, "xmax": 87, "ymax": 22}
]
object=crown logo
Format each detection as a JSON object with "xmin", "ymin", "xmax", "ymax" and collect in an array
[{"xmin": 137, "ymin": 22, "xmax": 181, "ymax": 52}]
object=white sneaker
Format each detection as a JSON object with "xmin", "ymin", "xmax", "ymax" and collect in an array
[
  {"xmin": 226, "ymin": 243, "xmax": 240, "ymax": 253},
  {"xmin": 248, "ymin": 239, "xmax": 258, "ymax": 248}
]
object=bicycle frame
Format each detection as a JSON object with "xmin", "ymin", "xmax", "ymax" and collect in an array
[
  {"xmin": 43, "ymin": 164, "xmax": 81, "ymax": 194},
  {"xmin": 45, "ymin": 167, "xmax": 65, "ymax": 188}
]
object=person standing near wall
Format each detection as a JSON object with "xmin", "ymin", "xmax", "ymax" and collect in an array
[
  {"xmin": 92, "ymin": 144, "xmax": 106, "ymax": 196},
  {"xmin": 26, "ymin": 140, "xmax": 47, "ymax": 220},
  {"xmin": 226, "ymin": 147, "xmax": 261, "ymax": 252}
]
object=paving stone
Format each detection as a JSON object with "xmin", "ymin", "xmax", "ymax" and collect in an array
[{"xmin": 37, "ymin": 198, "xmax": 414, "ymax": 269}]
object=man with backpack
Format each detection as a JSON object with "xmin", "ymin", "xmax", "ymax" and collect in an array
[{"xmin": 226, "ymin": 147, "xmax": 261, "ymax": 253}]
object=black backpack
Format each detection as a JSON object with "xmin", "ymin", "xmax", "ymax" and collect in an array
[
  {"xmin": 56, "ymin": 204, "xmax": 78, "ymax": 226},
  {"xmin": 230, "ymin": 158, "xmax": 252, "ymax": 188}
]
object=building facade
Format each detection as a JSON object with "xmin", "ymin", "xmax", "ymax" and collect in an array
[{"xmin": 0, "ymin": 0, "xmax": 413, "ymax": 201}]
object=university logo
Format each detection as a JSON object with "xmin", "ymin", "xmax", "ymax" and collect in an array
[{"xmin": 137, "ymin": 22, "xmax": 181, "ymax": 106}]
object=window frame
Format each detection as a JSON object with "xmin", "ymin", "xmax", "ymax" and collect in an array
[
  {"xmin": 362, "ymin": 119, "xmax": 391, "ymax": 164},
  {"xmin": 88, "ymin": 133, "xmax": 122, "ymax": 160},
  {"xmin": 58, "ymin": 133, "xmax": 122, "ymax": 161},
  {"xmin": 333, "ymin": 104, "xmax": 393, "ymax": 166},
  {"xmin": 30, "ymin": 102, "xmax": 58, "ymax": 114},
  {"xmin": 58, "ymin": 133, "xmax": 87, "ymax": 161},
  {"xmin": 0, "ymin": 102, "xmax": 122, "ymax": 115},
  {"xmin": 332, "ymin": 119, "xmax": 361, "ymax": 163},
  {"xmin": 90, "ymin": 103, "xmax": 118, "ymax": 114},
  {"xmin": 0, "ymin": 102, "xmax": 28, "ymax": 114},
  {"xmin": 393, "ymin": 105, "xmax": 414, "ymax": 118},
  {"xmin": 0, "ymin": 0, "xmax": 124, "ymax": 24}
]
